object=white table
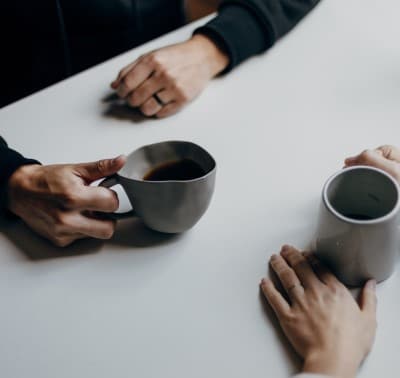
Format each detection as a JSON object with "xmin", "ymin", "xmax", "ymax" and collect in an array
[{"xmin": 1, "ymin": 1, "xmax": 400, "ymax": 377}]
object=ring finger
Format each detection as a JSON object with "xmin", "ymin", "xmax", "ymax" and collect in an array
[
  {"xmin": 155, "ymin": 89, "xmax": 175, "ymax": 105},
  {"xmin": 127, "ymin": 74, "xmax": 165, "ymax": 108},
  {"xmin": 269, "ymin": 254, "xmax": 304, "ymax": 301},
  {"xmin": 140, "ymin": 96, "xmax": 163, "ymax": 117}
]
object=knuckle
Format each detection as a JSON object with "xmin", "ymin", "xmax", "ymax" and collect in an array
[
  {"xmin": 97, "ymin": 159, "xmax": 108, "ymax": 175},
  {"xmin": 288, "ymin": 255, "xmax": 303, "ymax": 268},
  {"xmin": 61, "ymin": 191, "xmax": 79, "ymax": 208},
  {"xmin": 121, "ymin": 76, "xmax": 131, "ymax": 90},
  {"xmin": 140, "ymin": 103, "xmax": 153, "ymax": 116},
  {"xmin": 147, "ymin": 53, "xmax": 161, "ymax": 67},
  {"xmin": 280, "ymin": 269, "xmax": 294, "ymax": 281},
  {"xmin": 129, "ymin": 93, "xmax": 140, "ymax": 107},
  {"xmin": 360, "ymin": 149, "xmax": 374, "ymax": 162},
  {"xmin": 102, "ymin": 191, "xmax": 119, "ymax": 211},
  {"xmin": 101, "ymin": 225, "xmax": 115, "ymax": 239},
  {"xmin": 53, "ymin": 210, "xmax": 68, "ymax": 228},
  {"xmin": 52, "ymin": 236, "xmax": 70, "ymax": 247}
]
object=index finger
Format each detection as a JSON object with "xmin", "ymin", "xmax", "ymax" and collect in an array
[
  {"xmin": 111, "ymin": 59, "xmax": 141, "ymax": 88},
  {"xmin": 116, "ymin": 61, "xmax": 154, "ymax": 99}
]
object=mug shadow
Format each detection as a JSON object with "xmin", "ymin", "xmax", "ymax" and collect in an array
[
  {"xmin": 108, "ymin": 217, "xmax": 182, "ymax": 248},
  {"xmin": 0, "ymin": 217, "xmax": 103, "ymax": 261},
  {"xmin": 0, "ymin": 216, "xmax": 181, "ymax": 261},
  {"xmin": 258, "ymin": 265, "xmax": 302, "ymax": 373},
  {"xmin": 102, "ymin": 92, "xmax": 148, "ymax": 123}
]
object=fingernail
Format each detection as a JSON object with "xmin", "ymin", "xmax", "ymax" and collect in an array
[
  {"xmin": 112, "ymin": 155, "xmax": 124, "ymax": 164},
  {"xmin": 270, "ymin": 254, "xmax": 277, "ymax": 262},
  {"xmin": 260, "ymin": 278, "xmax": 265, "ymax": 286}
]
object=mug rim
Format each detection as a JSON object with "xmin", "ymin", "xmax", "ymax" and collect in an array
[
  {"xmin": 322, "ymin": 165, "xmax": 400, "ymax": 225},
  {"xmin": 119, "ymin": 140, "xmax": 217, "ymax": 183}
]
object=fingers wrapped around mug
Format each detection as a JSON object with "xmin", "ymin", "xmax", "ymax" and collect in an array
[{"xmin": 344, "ymin": 147, "xmax": 400, "ymax": 182}]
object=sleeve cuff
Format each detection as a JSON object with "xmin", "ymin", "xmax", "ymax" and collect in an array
[
  {"xmin": 194, "ymin": 4, "xmax": 272, "ymax": 72},
  {"xmin": 0, "ymin": 144, "xmax": 40, "ymax": 215}
]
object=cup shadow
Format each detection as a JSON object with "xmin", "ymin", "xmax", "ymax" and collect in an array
[
  {"xmin": 102, "ymin": 92, "xmax": 148, "ymax": 123},
  {"xmin": 108, "ymin": 217, "xmax": 182, "ymax": 248}
]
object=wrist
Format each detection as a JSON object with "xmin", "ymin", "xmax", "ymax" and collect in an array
[
  {"xmin": 189, "ymin": 34, "xmax": 229, "ymax": 77},
  {"xmin": 7, "ymin": 164, "xmax": 42, "ymax": 213},
  {"xmin": 303, "ymin": 349, "xmax": 360, "ymax": 378}
]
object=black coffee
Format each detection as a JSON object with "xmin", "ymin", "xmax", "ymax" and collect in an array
[
  {"xmin": 343, "ymin": 213, "xmax": 374, "ymax": 220},
  {"xmin": 143, "ymin": 159, "xmax": 206, "ymax": 181}
]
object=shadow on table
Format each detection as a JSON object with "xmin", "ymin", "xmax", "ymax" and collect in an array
[
  {"xmin": 0, "ymin": 217, "xmax": 103, "ymax": 261},
  {"xmin": 258, "ymin": 265, "xmax": 302, "ymax": 373},
  {"xmin": 102, "ymin": 93, "xmax": 148, "ymax": 123},
  {"xmin": 108, "ymin": 217, "xmax": 182, "ymax": 249},
  {"xmin": 0, "ymin": 216, "xmax": 180, "ymax": 261}
]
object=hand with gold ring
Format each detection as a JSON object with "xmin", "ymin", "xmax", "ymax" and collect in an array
[
  {"xmin": 260, "ymin": 245, "xmax": 377, "ymax": 378},
  {"xmin": 110, "ymin": 34, "xmax": 229, "ymax": 118}
]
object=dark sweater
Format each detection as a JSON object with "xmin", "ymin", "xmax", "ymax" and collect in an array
[
  {"xmin": 196, "ymin": 0, "xmax": 321, "ymax": 71},
  {"xmin": 0, "ymin": 0, "xmax": 320, "ymax": 211},
  {"xmin": 0, "ymin": 137, "xmax": 40, "ymax": 213}
]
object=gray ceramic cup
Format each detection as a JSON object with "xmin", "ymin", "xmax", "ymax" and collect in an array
[
  {"xmin": 314, "ymin": 166, "xmax": 400, "ymax": 286},
  {"xmin": 99, "ymin": 141, "xmax": 216, "ymax": 233}
]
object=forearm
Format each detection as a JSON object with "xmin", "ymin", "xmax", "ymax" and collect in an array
[{"xmin": 195, "ymin": 0, "xmax": 321, "ymax": 71}]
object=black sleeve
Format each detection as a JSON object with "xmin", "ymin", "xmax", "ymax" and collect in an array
[
  {"xmin": 0, "ymin": 136, "xmax": 40, "ymax": 213},
  {"xmin": 194, "ymin": 0, "xmax": 321, "ymax": 72}
]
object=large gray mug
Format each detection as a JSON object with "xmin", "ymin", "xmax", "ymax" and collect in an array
[
  {"xmin": 314, "ymin": 166, "xmax": 400, "ymax": 286},
  {"xmin": 99, "ymin": 141, "xmax": 216, "ymax": 233}
]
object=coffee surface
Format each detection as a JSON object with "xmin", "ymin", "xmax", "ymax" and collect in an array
[{"xmin": 143, "ymin": 159, "xmax": 206, "ymax": 181}]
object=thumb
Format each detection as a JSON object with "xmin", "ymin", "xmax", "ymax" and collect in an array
[
  {"xmin": 360, "ymin": 279, "xmax": 377, "ymax": 315},
  {"xmin": 75, "ymin": 155, "xmax": 126, "ymax": 182}
]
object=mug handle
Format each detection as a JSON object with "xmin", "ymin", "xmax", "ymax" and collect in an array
[{"xmin": 99, "ymin": 174, "xmax": 136, "ymax": 219}]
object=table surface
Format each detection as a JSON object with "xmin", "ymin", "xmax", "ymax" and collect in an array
[{"xmin": 1, "ymin": 1, "xmax": 400, "ymax": 377}]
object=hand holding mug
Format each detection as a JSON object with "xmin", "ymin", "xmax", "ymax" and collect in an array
[
  {"xmin": 7, "ymin": 156, "xmax": 126, "ymax": 247},
  {"xmin": 345, "ymin": 145, "xmax": 400, "ymax": 183},
  {"xmin": 110, "ymin": 34, "xmax": 229, "ymax": 118},
  {"xmin": 98, "ymin": 141, "xmax": 216, "ymax": 233},
  {"xmin": 261, "ymin": 246, "xmax": 377, "ymax": 378}
]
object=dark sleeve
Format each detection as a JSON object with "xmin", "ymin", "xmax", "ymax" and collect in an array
[
  {"xmin": 0, "ymin": 136, "xmax": 40, "ymax": 213},
  {"xmin": 194, "ymin": 0, "xmax": 321, "ymax": 72}
]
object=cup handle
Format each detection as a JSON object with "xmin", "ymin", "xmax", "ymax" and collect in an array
[{"xmin": 99, "ymin": 174, "xmax": 136, "ymax": 219}]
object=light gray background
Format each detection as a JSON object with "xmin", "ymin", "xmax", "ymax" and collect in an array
[{"xmin": 1, "ymin": 1, "xmax": 399, "ymax": 377}]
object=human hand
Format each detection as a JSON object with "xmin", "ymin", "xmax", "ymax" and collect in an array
[
  {"xmin": 260, "ymin": 246, "xmax": 377, "ymax": 378},
  {"xmin": 7, "ymin": 156, "xmax": 126, "ymax": 247},
  {"xmin": 345, "ymin": 145, "xmax": 400, "ymax": 183},
  {"xmin": 111, "ymin": 34, "xmax": 229, "ymax": 118}
]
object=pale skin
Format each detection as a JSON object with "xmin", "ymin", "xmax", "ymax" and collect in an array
[
  {"xmin": 7, "ymin": 155, "xmax": 126, "ymax": 247},
  {"xmin": 344, "ymin": 145, "xmax": 400, "ymax": 183},
  {"xmin": 111, "ymin": 1, "xmax": 227, "ymax": 118},
  {"xmin": 260, "ymin": 246, "xmax": 377, "ymax": 378},
  {"xmin": 110, "ymin": 33, "xmax": 229, "ymax": 118}
]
